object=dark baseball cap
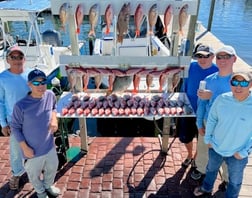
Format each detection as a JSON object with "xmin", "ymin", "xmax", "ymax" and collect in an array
[{"xmin": 28, "ymin": 69, "xmax": 47, "ymax": 82}]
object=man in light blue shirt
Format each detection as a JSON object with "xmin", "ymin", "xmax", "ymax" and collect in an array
[
  {"xmin": 194, "ymin": 67, "xmax": 252, "ymax": 198},
  {"xmin": 0, "ymin": 46, "xmax": 30, "ymax": 190},
  {"xmin": 191, "ymin": 45, "xmax": 237, "ymax": 185}
]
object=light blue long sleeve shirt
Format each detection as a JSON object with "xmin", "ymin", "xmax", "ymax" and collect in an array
[
  {"xmin": 0, "ymin": 70, "xmax": 30, "ymax": 127},
  {"xmin": 205, "ymin": 92, "xmax": 252, "ymax": 158},
  {"xmin": 196, "ymin": 72, "xmax": 232, "ymax": 129}
]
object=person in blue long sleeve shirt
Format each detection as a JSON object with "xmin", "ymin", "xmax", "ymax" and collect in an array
[
  {"xmin": 179, "ymin": 44, "xmax": 218, "ymax": 168},
  {"xmin": 11, "ymin": 69, "xmax": 61, "ymax": 198},
  {"xmin": 194, "ymin": 67, "xmax": 252, "ymax": 198},
  {"xmin": 0, "ymin": 46, "xmax": 30, "ymax": 190},
  {"xmin": 191, "ymin": 45, "xmax": 237, "ymax": 185}
]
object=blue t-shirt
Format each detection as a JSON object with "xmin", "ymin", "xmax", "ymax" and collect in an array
[
  {"xmin": 181, "ymin": 61, "xmax": 218, "ymax": 112},
  {"xmin": 11, "ymin": 90, "xmax": 57, "ymax": 159}
]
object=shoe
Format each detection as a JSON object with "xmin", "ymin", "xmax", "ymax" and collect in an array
[
  {"xmin": 181, "ymin": 158, "xmax": 193, "ymax": 167},
  {"xmin": 193, "ymin": 186, "xmax": 211, "ymax": 196},
  {"xmin": 46, "ymin": 186, "xmax": 61, "ymax": 197},
  {"xmin": 9, "ymin": 175, "xmax": 20, "ymax": 190},
  {"xmin": 218, "ymin": 181, "xmax": 228, "ymax": 192},
  {"xmin": 191, "ymin": 169, "xmax": 205, "ymax": 181},
  {"xmin": 37, "ymin": 191, "xmax": 49, "ymax": 198}
]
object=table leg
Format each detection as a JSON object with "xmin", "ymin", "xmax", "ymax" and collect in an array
[
  {"xmin": 161, "ymin": 117, "xmax": 171, "ymax": 153},
  {"xmin": 79, "ymin": 117, "xmax": 88, "ymax": 153}
]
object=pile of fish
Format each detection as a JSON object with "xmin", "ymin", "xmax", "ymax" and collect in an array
[
  {"xmin": 65, "ymin": 65, "xmax": 184, "ymax": 94},
  {"xmin": 59, "ymin": 2, "xmax": 189, "ymax": 42},
  {"xmin": 61, "ymin": 93, "xmax": 193, "ymax": 117}
]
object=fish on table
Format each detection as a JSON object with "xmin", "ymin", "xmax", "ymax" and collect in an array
[
  {"xmin": 163, "ymin": 5, "xmax": 173, "ymax": 34},
  {"xmin": 104, "ymin": 4, "xmax": 113, "ymax": 35},
  {"xmin": 179, "ymin": 4, "xmax": 189, "ymax": 36},
  {"xmin": 59, "ymin": 2, "xmax": 69, "ymax": 31},
  {"xmin": 148, "ymin": 4, "xmax": 158, "ymax": 35},
  {"xmin": 134, "ymin": 3, "xmax": 144, "ymax": 37},
  {"xmin": 89, "ymin": 3, "xmax": 100, "ymax": 37},
  {"xmin": 117, "ymin": 3, "xmax": 130, "ymax": 44},
  {"xmin": 75, "ymin": 4, "xmax": 84, "ymax": 34}
]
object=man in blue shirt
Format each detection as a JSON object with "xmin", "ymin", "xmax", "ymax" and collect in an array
[
  {"xmin": 179, "ymin": 44, "xmax": 218, "ymax": 168},
  {"xmin": 0, "ymin": 46, "xmax": 30, "ymax": 190},
  {"xmin": 11, "ymin": 69, "xmax": 60, "ymax": 198},
  {"xmin": 194, "ymin": 67, "xmax": 252, "ymax": 197}
]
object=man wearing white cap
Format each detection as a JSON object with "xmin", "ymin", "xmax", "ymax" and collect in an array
[
  {"xmin": 194, "ymin": 67, "xmax": 252, "ymax": 197},
  {"xmin": 191, "ymin": 45, "xmax": 237, "ymax": 188},
  {"xmin": 0, "ymin": 46, "xmax": 30, "ymax": 190}
]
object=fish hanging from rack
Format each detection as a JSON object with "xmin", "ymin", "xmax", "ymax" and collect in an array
[
  {"xmin": 75, "ymin": 4, "xmax": 84, "ymax": 34},
  {"xmin": 88, "ymin": 3, "xmax": 100, "ymax": 37},
  {"xmin": 117, "ymin": 3, "xmax": 131, "ymax": 44},
  {"xmin": 163, "ymin": 4, "xmax": 173, "ymax": 34},
  {"xmin": 148, "ymin": 4, "xmax": 158, "ymax": 35},
  {"xmin": 104, "ymin": 4, "xmax": 113, "ymax": 35},
  {"xmin": 179, "ymin": 4, "xmax": 189, "ymax": 36},
  {"xmin": 134, "ymin": 3, "xmax": 144, "ymax": 37},
  {"xmin": 59, "ymin": 2, "xmax": 69, "ymax": 31}
]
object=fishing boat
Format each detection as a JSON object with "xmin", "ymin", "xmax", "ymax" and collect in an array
[{"xmin": 0, "ymin": 0, "xmax": 80, "ymax": 82}]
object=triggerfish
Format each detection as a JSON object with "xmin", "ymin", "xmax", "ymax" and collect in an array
[
  {"xmin": 117, "ymin": 3, "xmax": 130, "ymax": 43},
  {"xmin": 148, "ymin": 4, "xmax": 158, "ymax": 35},
  {"xmin": 179, "ymin": 4, "xmax": 189, "ymax": 36},
  {"xmin": 59, "ymin": 2, "xmax": 69, "ymax": 31},
  {"xmin": 88, "ymin": 3, "xmax": 100, "ymax": 37}
]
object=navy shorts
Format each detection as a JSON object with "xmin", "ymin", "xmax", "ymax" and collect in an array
[{"xmin": 177, "ymin": 117, "xmax": 198, "ymax": 144}]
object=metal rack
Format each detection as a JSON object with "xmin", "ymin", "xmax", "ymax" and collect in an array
[{"xmin": 53, "ymin": 0, "xmax": 199, "ymax": 154}]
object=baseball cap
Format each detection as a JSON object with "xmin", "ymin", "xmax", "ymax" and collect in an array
[
  {"xmin": 28, "ymin": 69, "xmax": 47, "ymax": 82},
  {"xmin": 194, "ymin": 44, "xmax": 214, "ymax": 55},
  {"xmin": 215, "ymin": 45, "xmax": 236, "ymax": 56},
  {"xmin": 6, "ymin": 45, "xmax": 24, "ymax": 57},
  {"xmin": 231, "ymin": 67, "xmax": 252, "ymax": 81}
]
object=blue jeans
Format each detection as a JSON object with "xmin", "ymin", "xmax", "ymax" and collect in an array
[
  {"xmin": 10, "ymin": 133, "xmax": 25, "ymax": 176},
  {"xmin": 201, "ymin": 148, "xmax": 248, "ymax": 198}
]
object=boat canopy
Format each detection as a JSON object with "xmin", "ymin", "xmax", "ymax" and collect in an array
[{"xmin": 0, "ymin": 0, "xmax": 50, "ymax": 22}]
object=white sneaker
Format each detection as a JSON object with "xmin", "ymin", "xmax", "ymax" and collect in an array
[{"xmin": 46, "ymin": 186, "xmax": 61, "ymax": 197}]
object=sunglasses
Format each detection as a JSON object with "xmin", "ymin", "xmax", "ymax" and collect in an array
[
  {"xmin": 216, "ymin": 54, "xmax": 233, "ymax": 60},
  {"xmin": 8, "ymin": 55, "xmax": 24, "ymax": 61},
  {"xmin": 31, "ymin": 80, "xmax": 47, "ymax": 86},
  {"xmin": 194, "ymin": 54, "xmax": 210, "ymax": 59},
  {"xmin": 230, "ymin": 79, "xmax": 250, "ymax": 87}
]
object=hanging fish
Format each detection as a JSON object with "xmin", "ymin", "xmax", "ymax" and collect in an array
[
  {"xmin": 75, "ymin": 4, "xmax": 84, "ymax": 34},
  {"xmin": 179, "ymin": 4, "xmax": 189, "ymax": 36},
  {"xmin": 163, "ymin": 5, "xmax": 173, "ymax": 34},
  {"xmin": 104, "ymin": 4, "xmax": 113, "ymax": 35},
  {"xmin": 117, "ymin": 3, "xmax": 130, "ymax": 43},
  {"xmin": 148, "ymin": 4, "xmax": 158, "ymax": 35},
  {"xmin": 134, "ymin": 4, "xmax": 144, "ymax": 37},
  {"xmin": 88, "ymin": 3, "xmax": 100, "ymax": 37},
  {"xmin": 59, "ymin": 3, "xmax": 69, "ymax": 31}
]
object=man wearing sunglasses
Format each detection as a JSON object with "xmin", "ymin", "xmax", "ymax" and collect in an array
[
  {"xmin": 194, "ymin": 68, "xmax": 252, "ymax": 197},
  {"xmin": 0, "ymin": 46, "xmax": 30, "ymax": 190},
  {"xmin": 191, "ymin": 45, "xmax": 237, "ymax": 187},
  {"xmin": 10, "ymin": 69, "xmax": 60, "ymax": 198},
  {"xmin": 179, "ymin": 44, "xmax": 218, "ymax": 169}
]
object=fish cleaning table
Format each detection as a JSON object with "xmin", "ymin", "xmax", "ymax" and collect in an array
[{"xmin": 57, "ymin": 91, "xmax": 195, "ymax": 154}]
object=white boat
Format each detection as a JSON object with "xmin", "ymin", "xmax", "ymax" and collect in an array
[{"xmin": 0, "ymin": 0, "xmax": 74, "ymax": 82}]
